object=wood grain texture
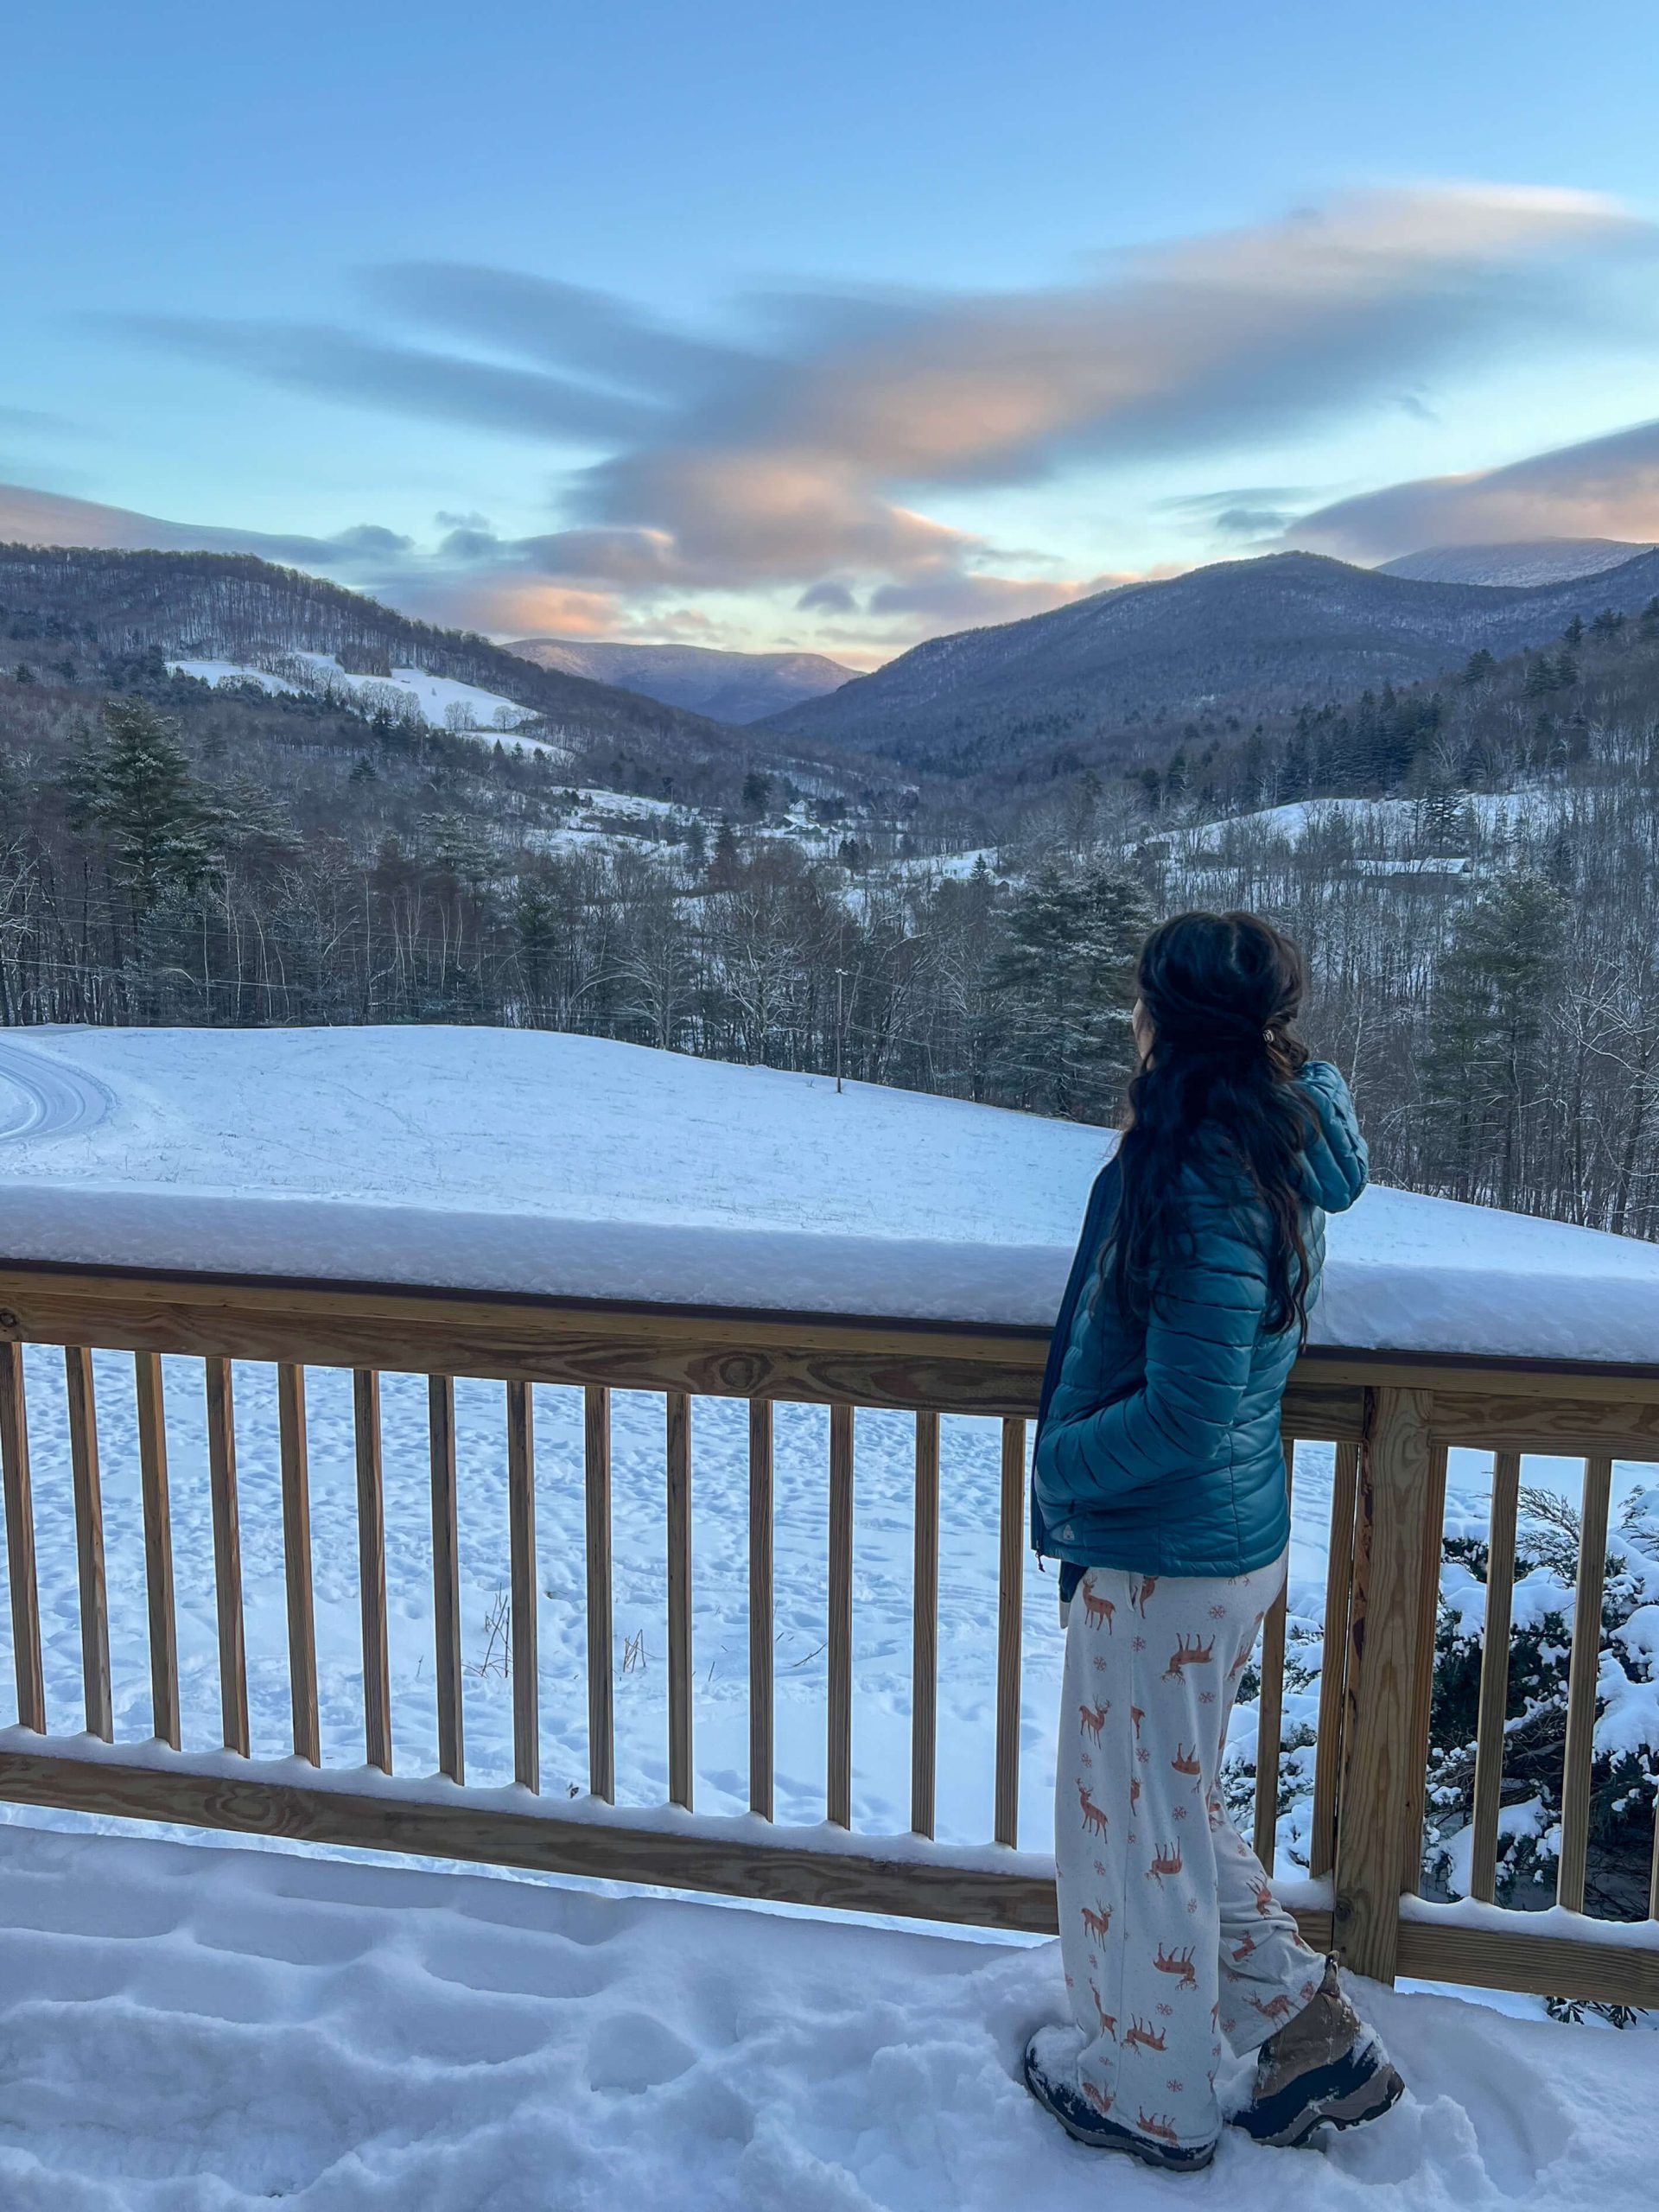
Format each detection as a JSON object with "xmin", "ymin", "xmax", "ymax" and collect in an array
[
  {"xmin": 748, "ymin": 1397, "xmax": 773, "ymax": 1821},
  {"xmin": 994, "ymin": 1417, "xmax": 1025, "ymax": 1850},
  {"xmin": 1394, "ymin": 1915, "xmax": 1656, "ymax": 2010},
  {"xmin": 1333, "ymin": 1388, "xmax": 1436, "ymax": 1980},
  {"xmin": 828, "ymin": 1402, "xmax": 855, "ymax": 1829},
  {"xmin": 0, "ymin": 1342, "xmax": 45, "ymax": 1732},
  {"xmin": 352, "ymin": 1371, "xmax": 392, "ymax": 1773},
  {"xmin": 1426, "ymin": 1390, "xmax": 1659, "ymax": 1456},
  {"xmin": 666, "ymin": 1389, "xmax": 693, "ymax": 1812},
  {"xmin": 202, "ymin": 1357, "xmax": 249, "ymax": 1756},
  {"xmin": 0, "ymin": 1268, "xmax": 1048, "ymax": 1416},
  {"xmin": 1253, "ymin": 1436, "xmax": 1294, "ymax": 1872},
  {"xmin": 1557, "ymin": 1453, "xmax": 1612, "ymax": 1913},
  {"xmin": 584, "ymin": 1385, "xmax": 614, "ymax": 1803},
  {"xmin": 1398, "ymin": 1438, "xmax": 1452, "ymax": 1897},
  {"xmin": 429, "ymin": 1376, "xmax": 464, "ymax": 1784},
  {"xmin": 1309, "ymin": 1439, "xmax": 1359, "ymax": 1882},
  {"xmin": 1469, "ymin": 1450, "xmax": 1521, "ymax": 1904},
  {"xmin": 64, "ymin": 1346, "xmax": 112, "ymax": 1742},
  {"xmin": 506, "ymin": 1380, "xmax": 539, "ymax": 1795},
  {"xmin": 131, "ymin": 1352, "xmax": 179, "ymax": 1751},
  {"xmin": 911, "ymin": 1410, "xmax": 940, "ymax": 1840},
  {"xmin": 276, "ymin": 1364, "xmax": 320, "ymax": 1766}
]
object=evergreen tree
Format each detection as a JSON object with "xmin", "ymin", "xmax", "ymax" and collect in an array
[
  {"xmin": 68, "ymin": 698, "xmax": 213, "ymax": 918},
  {"xmin": 1421, "ymin": 874, "xmax": 1573, "ymax": 1208},
  {"xmin": 988, "ymin": 860, "xmax": 1152, "ymax": 1121},
  {"xmin": 1462, "ymin": 648, "xmax": 1497, "ymax": 685}
]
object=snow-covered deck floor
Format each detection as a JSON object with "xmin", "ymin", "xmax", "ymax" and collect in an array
[{"xmin": 0, "ymin": 1822, "xmax": 1649, "ymax": 2211}]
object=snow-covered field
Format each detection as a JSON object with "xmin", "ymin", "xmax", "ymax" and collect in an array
[
  {"xmin": 1, "ymin": 1820, "xmax": 1654, "ymax": 2210},
  {"xmin": 3, "ymin": 1026, "xmax": 1656, "ymax": 1355},
  {"xmin": 0, "ymin": 1025, "xmax": 1654, "ymax": 2202}
]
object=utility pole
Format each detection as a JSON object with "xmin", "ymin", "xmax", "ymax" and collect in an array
[{"xmin": 835, "ymin": 966, "xmax": 846, "ymax": 1094}]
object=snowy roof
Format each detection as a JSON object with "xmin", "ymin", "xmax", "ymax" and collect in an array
[{"xmin": 2, "ymin": 1027, "xmax": 1656, "ymax": 1365}]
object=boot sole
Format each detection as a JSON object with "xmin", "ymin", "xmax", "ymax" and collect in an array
[{"xmin": 1256, "ymin": 2062, "xmax": 1406, "ymax": 2150}]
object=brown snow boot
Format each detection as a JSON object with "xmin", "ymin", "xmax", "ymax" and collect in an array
[{"xmin": 1231, "ymin": 1958, "xmax": 1404, "ymax": 2149}]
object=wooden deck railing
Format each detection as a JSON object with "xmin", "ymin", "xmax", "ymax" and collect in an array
[{"xmin": 0, "ymin": 1259, "xmax": 1655, "ymax": 2011}]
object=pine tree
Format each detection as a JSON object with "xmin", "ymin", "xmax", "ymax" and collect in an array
[
  {"xmin": 1421, "ymin": 874, "xmax": 1573, "ymax": 1207},
  {"xmin": 989, "ymin": 860, "xmax": 1153, "ymax": 1120},
  {"xmin": 70, "ymin": 698, "xmax": 213, "ymax": 918}
]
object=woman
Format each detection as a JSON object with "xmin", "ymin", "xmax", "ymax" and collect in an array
[{"xmin": 1023, "ymin": 911, "xmax": 1402, "ymax": 2172}]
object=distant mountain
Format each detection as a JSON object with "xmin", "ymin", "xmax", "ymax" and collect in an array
[
  {"xmin": 0, "ymin": 544, "xmax": 741, "ymax": 754},
  {"xmin": 764, "ymin": 548, "xmax": 1659, "ymax": 772},
  {"xmin": 1379, "ymin": 538, "xmax": 1654, "ymax": 588},
  {"xmin": 508, "ymin": 637, "xmax": 855, "ymax": 723}
]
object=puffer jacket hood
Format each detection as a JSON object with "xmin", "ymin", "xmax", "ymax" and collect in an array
[{"xmin": 1030, "ymin": 1060, "xmax": 1368, "ymax": 1580}]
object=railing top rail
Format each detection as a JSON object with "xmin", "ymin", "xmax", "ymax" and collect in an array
[{"xmin": 1, "ymin": 1258, "xmax": 1657, "ymax": 1427}]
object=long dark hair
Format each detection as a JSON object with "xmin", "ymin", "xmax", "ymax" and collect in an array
[{"xmin": 1107, "ymin": 911, "xmax": 1317, "ymax": 1343}]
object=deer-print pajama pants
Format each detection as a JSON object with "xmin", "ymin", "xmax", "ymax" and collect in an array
[{"xmin": 1054, "ymin": 1552, "xmax": 1324, "ymax": 2152}]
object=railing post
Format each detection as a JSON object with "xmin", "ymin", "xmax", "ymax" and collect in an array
[{"xmin": 1332, "ymin": 1387, "xmax": 1446, "ymax": 1982}]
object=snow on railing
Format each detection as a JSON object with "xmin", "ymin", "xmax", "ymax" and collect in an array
[{"xmin": 0, "ymin": 1257, "xmax": 1655, "ymax": 2012}]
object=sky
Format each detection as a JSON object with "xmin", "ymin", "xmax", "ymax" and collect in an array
[{"xmin": 4, "ymin": 0, "xmax": 1659, "ymax": 664}]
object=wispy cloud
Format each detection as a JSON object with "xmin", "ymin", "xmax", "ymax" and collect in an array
[
  {"xmin": 1284, "ymin": 416, "xmax": 1659, "ymax": 560},
  {"xmin": 54, "ymin": 185, "xmax": 1659, "ymax": 640}
]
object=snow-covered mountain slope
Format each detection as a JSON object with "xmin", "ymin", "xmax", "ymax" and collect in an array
[
  {"xmin": 1, "ymin": 1026, "xmax": 1656, "ymax": 1360},
  {"xmin": 1379, "ymin": 538, "xmax": 1655, "ymax": 587},
  {"xmin": 509, "ymin": 637, "xmax": 856, "ymax": 722},
  {"xmin": 167, "ymin": 652, "xmax": 556, "ymax": 744},
  {"xmin": 1, "ymin": 1820, "xmax": 1653, "ymax": 2211}
]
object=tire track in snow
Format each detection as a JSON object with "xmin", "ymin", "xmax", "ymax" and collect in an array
[{"xmin": 0, "ymin": 1037, "xmax": 114, "ymax": 1141}]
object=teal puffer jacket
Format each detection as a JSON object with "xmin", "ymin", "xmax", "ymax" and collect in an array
[{"xmin": 1031, "ymin": 1061, "xmax": 1368, "ymax": 1579}]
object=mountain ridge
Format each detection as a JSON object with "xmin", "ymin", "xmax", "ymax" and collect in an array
[
  {"xmin": 763, "ymin": 547, "xmax": 1659, "ymax": 770},
  {"xmin": 508, "ymin": 637, "xmax": 855, "ymax": 723},
  {"xmin": 0, "ymin": 543, "xmax": 744, "ymax": 755},
  {"xmin": 1378, "ymin": 537, "xmax": 1655, "ymax": 588}
]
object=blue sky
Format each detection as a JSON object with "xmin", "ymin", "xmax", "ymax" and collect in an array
[{"xmin": 4, "ymin": 1, "xmax": 1659, "ymax": 660}]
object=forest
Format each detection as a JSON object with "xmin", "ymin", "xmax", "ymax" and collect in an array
[{"xmin": 0, "ymin": 587, "xmax": 1656, "ymax": 1242}]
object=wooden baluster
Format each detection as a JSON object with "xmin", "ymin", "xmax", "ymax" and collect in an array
[
  {"xmin": 1253, "ymin": 1435, "xmax": 1295, "ymax": 1871},
  {"xmin": 1399, "ymin": 1437, "xmax": 1452, "ymax": 1897},
  {"xmin": 353, "ymin": 1370, "xmax": 392, "ymax": 1773},
  {"xmin": 666, "ymin": 1389, "xmax": 693, "ymax": 1811},
  {"xmin": 132, "ymin": 1353, "xmax": 179, "ymax": 1750},
  {"xmin": 506, "ymin": 1380, "xmax": 539, "ymax": 1794},
  {"xmin": 276, "ymin": 1364, "xmax": 320, "ymax": 1765},
  {"xmin": 911, "ymin": 1409, "xmax": 940, "ymax": 1840},
  {"xmin": 1468, "ymin": 1451, "xmax": 1521, "ymax": 1904},
  {"xmin": 748, "ymin": 1397, "xmax": 774, "ymax": 1821},
  {"xmin": 827, "ymin": 1402, "xmax": 855, "ymax": 1827},
  {"xmin": 994, "ymin": 1416, "xmax": 1026, "ymax": 1848},
  {"xmin": 202, "ymin": 1357, "xmax": 249, "ymax": 1756},
  {"xmin": 584, "ymin": 1384, "xmax": 614, "ymax": 1802},
  {"xmin": 429, "ymin": 1376, "xmax": 464, "ymax": 1784},
  {"xmin": 1558, "ymin": 1453, "xmax": 1612, "ymax": 1913},
  {"xmin": 1310, "ymin": 1440, "xmax": 1360, "ymax": 1881},
  {"xmin": 0, "ymin": 1341, "xmax": 46, "ymax": 1733},
  {"xmin": 64, "ymin": 1347, "xmax": 112, "ymax": 1742},
  {"xmin": 1333, "ymin": 1388, "xmax": 1446, "ymax": 1983}
]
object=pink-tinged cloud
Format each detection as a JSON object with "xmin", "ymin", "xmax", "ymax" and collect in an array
[
  {"xmin": 1285, "ymin": 416, "xmax": 1659, "ymax": 562},
  {"xmin": 101, "ymin": 182, "xmax": 1650, "ymax": 643}
]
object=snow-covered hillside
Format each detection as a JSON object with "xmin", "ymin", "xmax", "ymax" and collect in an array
[
  {"xmin": 167, "ymin": 652, "xmax": 561, "ymax": 750},
  {"xmin": 1, "ymin": 1026, "xmax": 1656, "ymax": 1360}
]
